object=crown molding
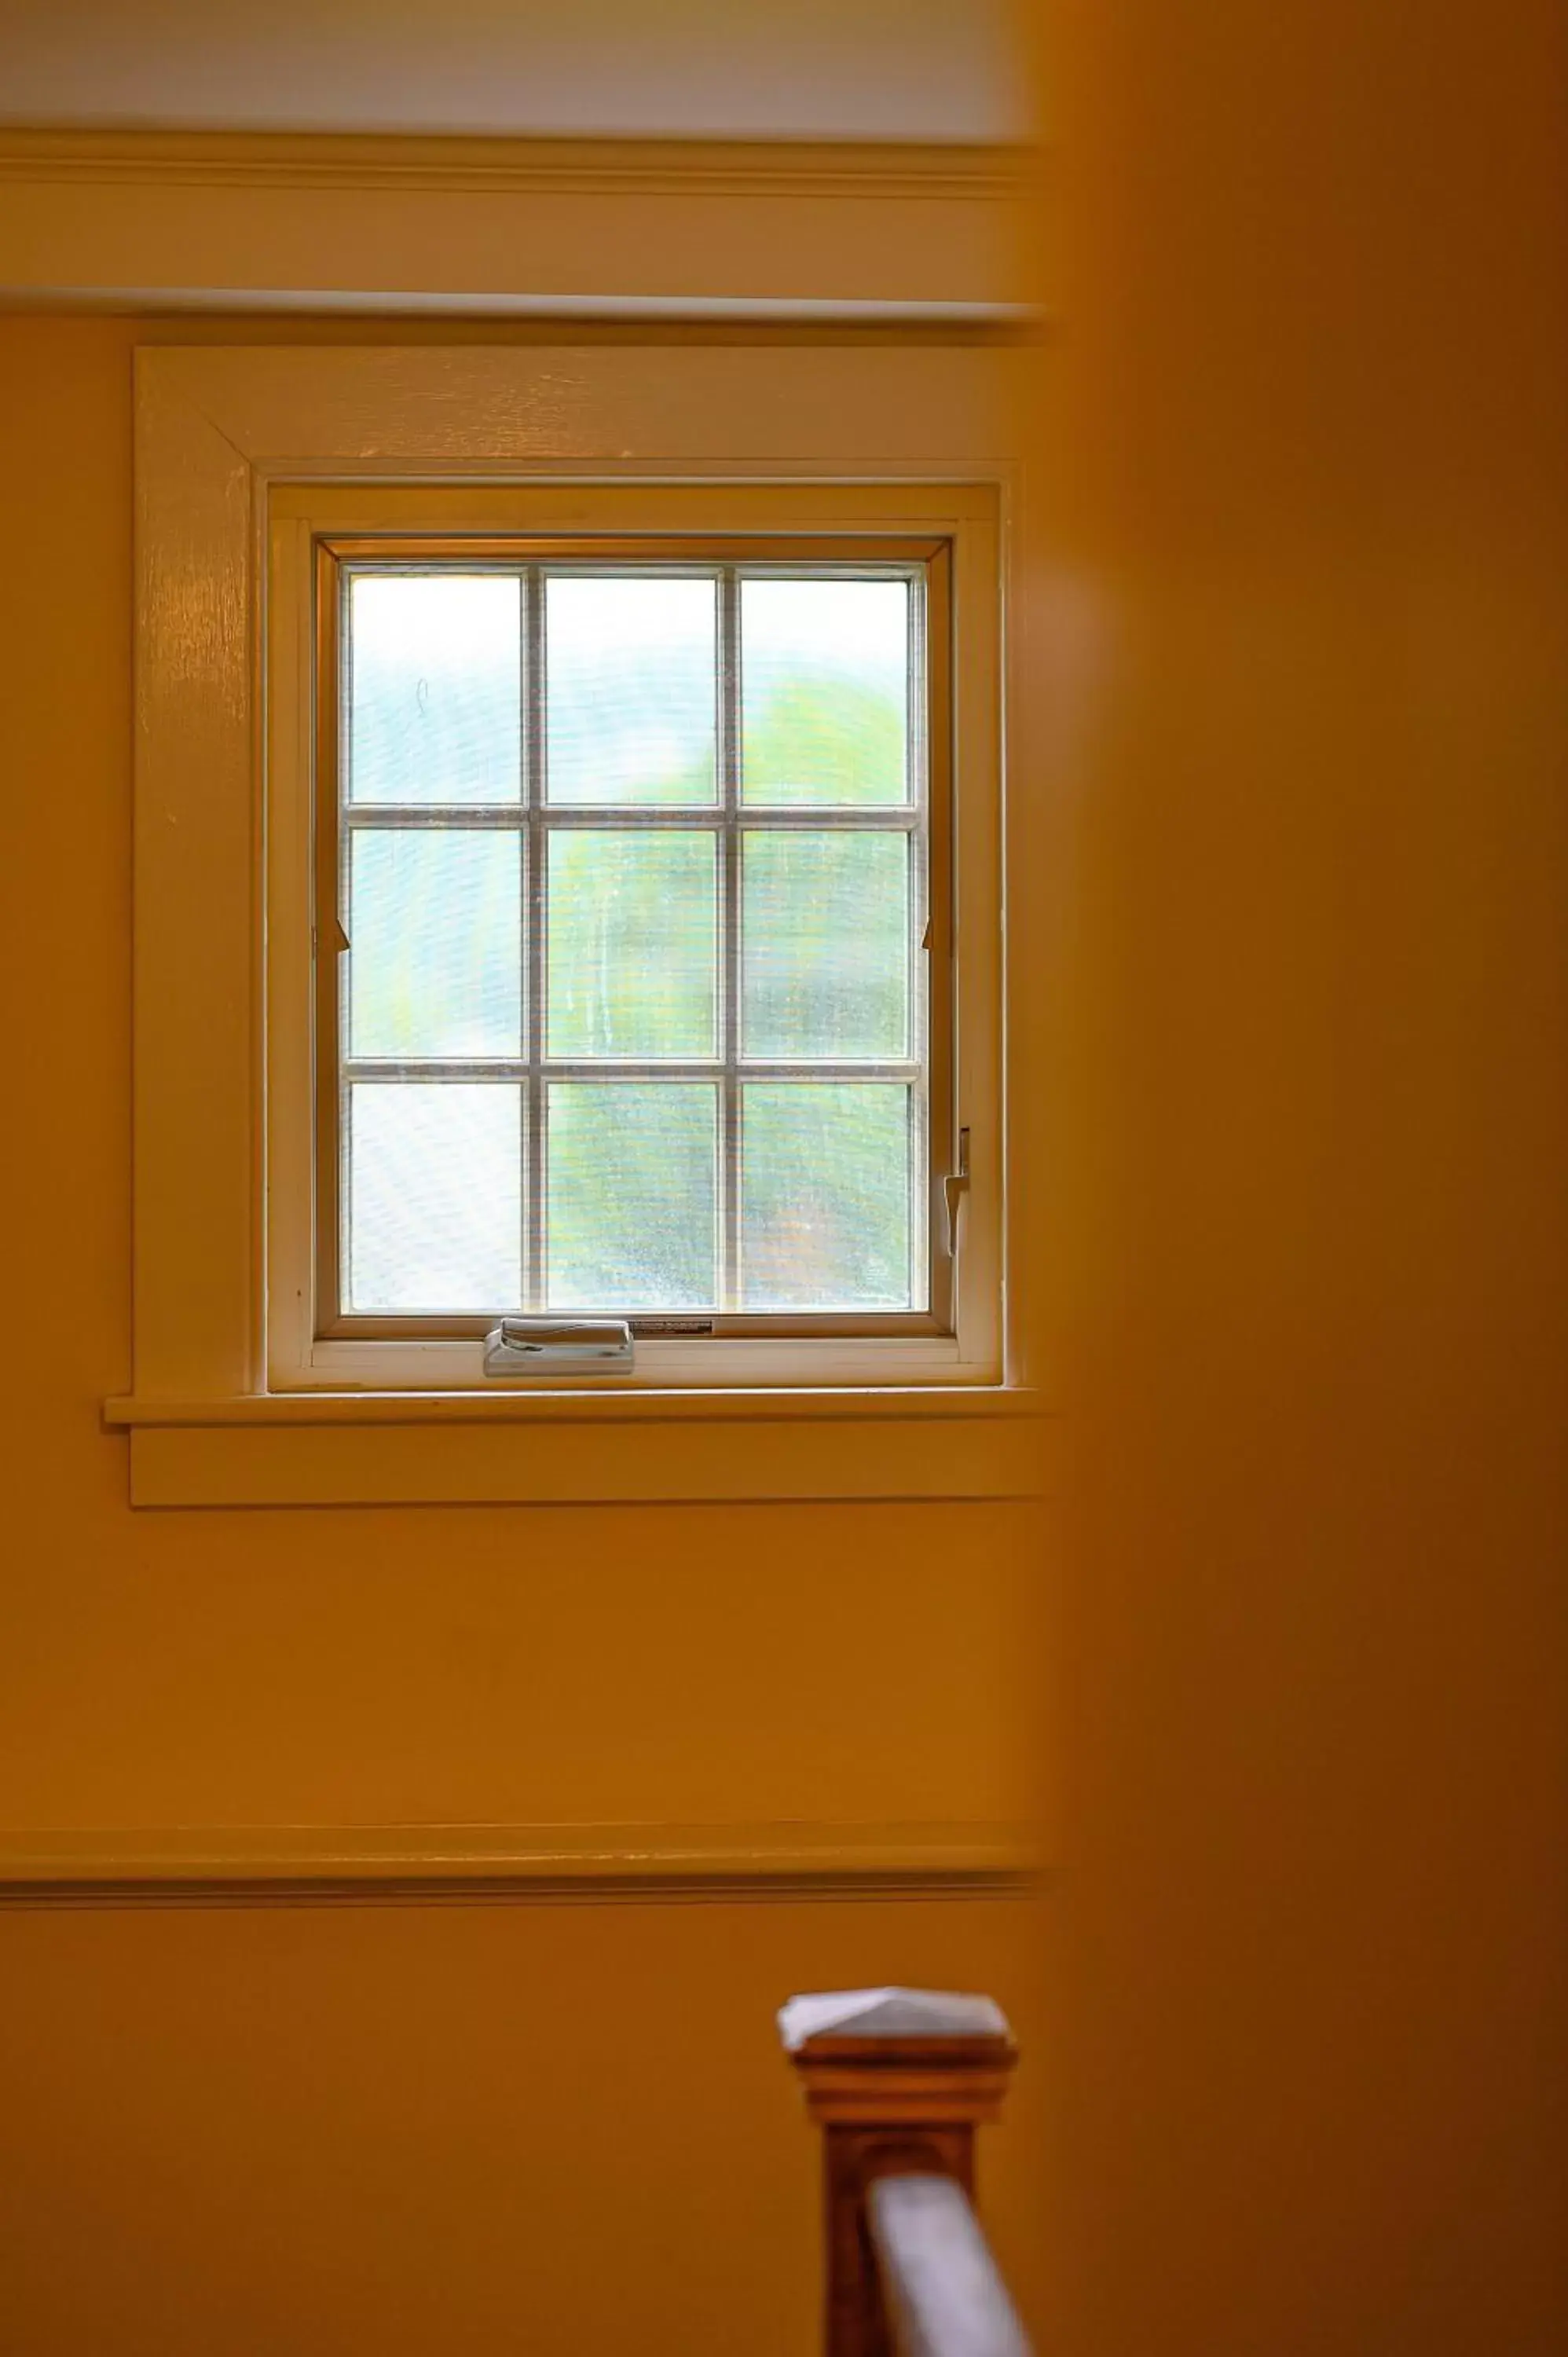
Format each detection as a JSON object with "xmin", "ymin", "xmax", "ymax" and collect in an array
[
  {"xmin": 0, "ymin": 129, "xmax": 1028, "ymax": 316},
  {"xmin": 0, "ymin": 1820, "xmax": 1043, "ymax": 1908}
]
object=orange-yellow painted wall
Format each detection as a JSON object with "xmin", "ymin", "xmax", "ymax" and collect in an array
[
  {"xmin": 0, "ymin": 1899, "xmax": 1046, "ymax": 2356},
  {"xmin": 0, "ymin": 313, "xmax": 1043, "ymax": 2347},
  {"xmin": 1028, "ymin": 2, "xmax": 1568, "ymax": 2350},
  {"xmin": 5, "ymin": 0, "xmax": 1567, "ymax": 2322}
]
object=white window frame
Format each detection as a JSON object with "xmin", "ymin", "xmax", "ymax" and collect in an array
[
  {"xmin": 272, "ymin": 489, "xmax": 991, "ymax": 1388},
  {"xmin": 110, "ymin": 343, "xmax": 1038, "ymax": 1505},
  {"xmin": 310, "ymin": 528, "xmax": 951, "ymax": 1346}
]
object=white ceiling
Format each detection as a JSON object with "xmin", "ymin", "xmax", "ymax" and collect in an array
[{"xmin": 0, "ymin": 0, "xmax": 1024, "ymax": 142}]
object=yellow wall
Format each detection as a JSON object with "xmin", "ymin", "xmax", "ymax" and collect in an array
[
  {"xmin": 0, "ymin": 313, "xmax": 1042, "ymax": 2347},
  {"xmin": 6, "ymin": 0, "xmax": 1567, "ymax": 2326},
  {"xmin": 1030, "ymin": 1, "xmax": 1568, "ymax": 2350}
]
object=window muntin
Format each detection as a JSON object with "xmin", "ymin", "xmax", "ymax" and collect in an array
[{"xmin": 316, "ymin": 538, "xmax": 952, "ymax": 1338}]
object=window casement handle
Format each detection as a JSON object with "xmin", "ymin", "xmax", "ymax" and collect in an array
[{"xmin": 943, "ymin": 1127, "xmax": 971, "ymax": 1258}]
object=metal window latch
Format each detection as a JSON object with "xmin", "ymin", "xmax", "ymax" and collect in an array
[
  {"xmin": 943, "ymin": 1127, "xmax": 971, "ymax": 1257},
  {"xmin": 483, "ymin": 1318, "xmax": 635, "ymax": 1378}
]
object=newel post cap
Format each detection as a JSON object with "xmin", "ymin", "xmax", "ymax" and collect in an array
[{"xmin": 778, "ymin": 1986, "xmax": 1017, "ymax": 2127}]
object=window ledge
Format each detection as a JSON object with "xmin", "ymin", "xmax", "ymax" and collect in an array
[{"xmin": 104, "ymin": 1387, "xmax": 1048, "ymax": 1507}]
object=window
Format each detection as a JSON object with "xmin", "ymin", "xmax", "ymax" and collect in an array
[
  {"xmin": 263, "ymin": 480, "xmax": 1002, "ymax": 1403},
  {"xmin": 262, "ymin": 479, "xmax": 1002, "ymax": 1396},
  {"xmin": 318, "ymin": 541, "xmax": 952, "ymax": 1340},
  {"xmin": 115, "ymin": 342, "xmax": 1028, "ymax": 1498}
]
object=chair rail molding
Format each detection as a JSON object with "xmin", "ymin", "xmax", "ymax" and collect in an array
[{"xmin": 0, "ymin": 1821, "xmax": 1042, "ymax": 1908}]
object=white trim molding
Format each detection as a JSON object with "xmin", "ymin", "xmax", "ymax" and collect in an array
[
  {"xmin": 0, "ymin": 1820, "xmax": 1042, "ymax": 1908},
  {"xmin": 119, "ymin": 340, "xmax": 1034, "ymax": 1506},
  {"xmin": 0, "ymin": 130, "xmax": 1029, "ymax": 318},
  {"xmin": 104, "ymin": 1390, "xmax": 1048, "ymax": 1508}
]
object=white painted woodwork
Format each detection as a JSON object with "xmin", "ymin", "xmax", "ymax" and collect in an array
[{"xmin": 115, "ymin": 339, "xmax": 1038, "ymax": 1503}]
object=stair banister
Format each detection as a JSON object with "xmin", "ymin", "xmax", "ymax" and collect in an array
[{"xmin": 779, "ymin": 1987, "xmax": 1032, "ymax": 2357}]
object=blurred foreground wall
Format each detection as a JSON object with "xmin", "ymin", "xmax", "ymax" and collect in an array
[{"xmin": 1024, "ymin": 2, "xmax": 1568, "ymax": 2349}]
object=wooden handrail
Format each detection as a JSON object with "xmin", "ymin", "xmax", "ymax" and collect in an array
[
  {"xmin": 870, "ymin": 2176, "xmax": 1031, "ymax": 2357},
  {"xmin": 779, "ymin": 1987, "xmax": 1032, "ymax": 2357}
]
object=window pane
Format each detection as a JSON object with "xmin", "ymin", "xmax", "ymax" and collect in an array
[
  {"xmin": 350, "ymin": 831, "xmax": 521, "ymax": 1060},
  {"xmin": 348, "ymin": 1084, "xmax": 521, "ymax": 1311},
  {"xmin": 349, "ymin": 576, "xmax": 520, "ymax": 805},
  {"xmin": 742, "ymin": 832, "xmax": 909, "ymax": 1060},
  {"xmin": 546, "ymin": 576, "xmax": 716, "ymax": 805},
  {"xmin": 742, "ymin": 1084, "xmax": 912, "ymax": 1309},
  {"xmin": 548, "ymin": 1085, "xmax": 717, "ymax": 1309},
  {"xmin": 548, "ymin": 832, "xmax": 717, "ymax": 1058},
  {"xmin": 741, "ymin": 579, "xmax": 908, "ymax": 805}
]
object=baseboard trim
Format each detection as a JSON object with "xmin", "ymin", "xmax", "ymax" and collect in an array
[{"xmin": 0, "ymin": 1820, "xmax": 1042, "ymax": 1908}]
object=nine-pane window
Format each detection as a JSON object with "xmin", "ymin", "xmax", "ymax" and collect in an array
[{"xmin": 320, "ymin": 548, "xmax": 947, "ymax": 1331}]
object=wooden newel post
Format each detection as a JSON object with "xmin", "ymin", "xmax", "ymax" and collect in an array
[{"xmin": 779, "ymin": 1987, "xmax": 1017, "ymax": 2357}]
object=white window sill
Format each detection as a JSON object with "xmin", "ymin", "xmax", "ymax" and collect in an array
[
  {"xmin": 284, "ymin": 1332, "xmax": 977, "ymax": 1389},
  {"xmin": 103, "ymin": 1386, "xmax": 1047, "ymax": 1507}
]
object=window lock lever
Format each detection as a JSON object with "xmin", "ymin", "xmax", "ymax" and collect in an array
[
  {"xmin": 943, "ymin": 1128, "xmax": 971, "ymax": 1258},
  {"xmin": 483, "ymin": 1318, "xmax": 635, "ymax": 1378}
]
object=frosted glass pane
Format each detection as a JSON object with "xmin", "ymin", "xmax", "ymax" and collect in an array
[
  {"xmin": 349, "ymin": 1084, "xmax": 521, "ymax": 1311},
  {"xmin": 349, "ymin": 575, "xmax": 520, "ymax": 805},
  {"xmin": 742, "ymin": 833, "xmax": 908, "ymax": 1060},
  {"xmin": 742, "ymin": 580, "xmax": 908, "ymax": 805},
  {"xmin": 548, "ymin": 1085, "xmax": 716, "ymax": 1309},
  {"xmin": 546, "ymin": 577, "xmax": 716, "ymax": 805},
  {"xmin": 548, "ymin": 832, "xmax": 717, "ymax": 1058},
  {"xmin": 350, "ymin": 831, "xmax": 521, "ymax": 1059},
  {"xmin": 742, "ymin": 1085, "xmax": 911, "ymax": 1309}
]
